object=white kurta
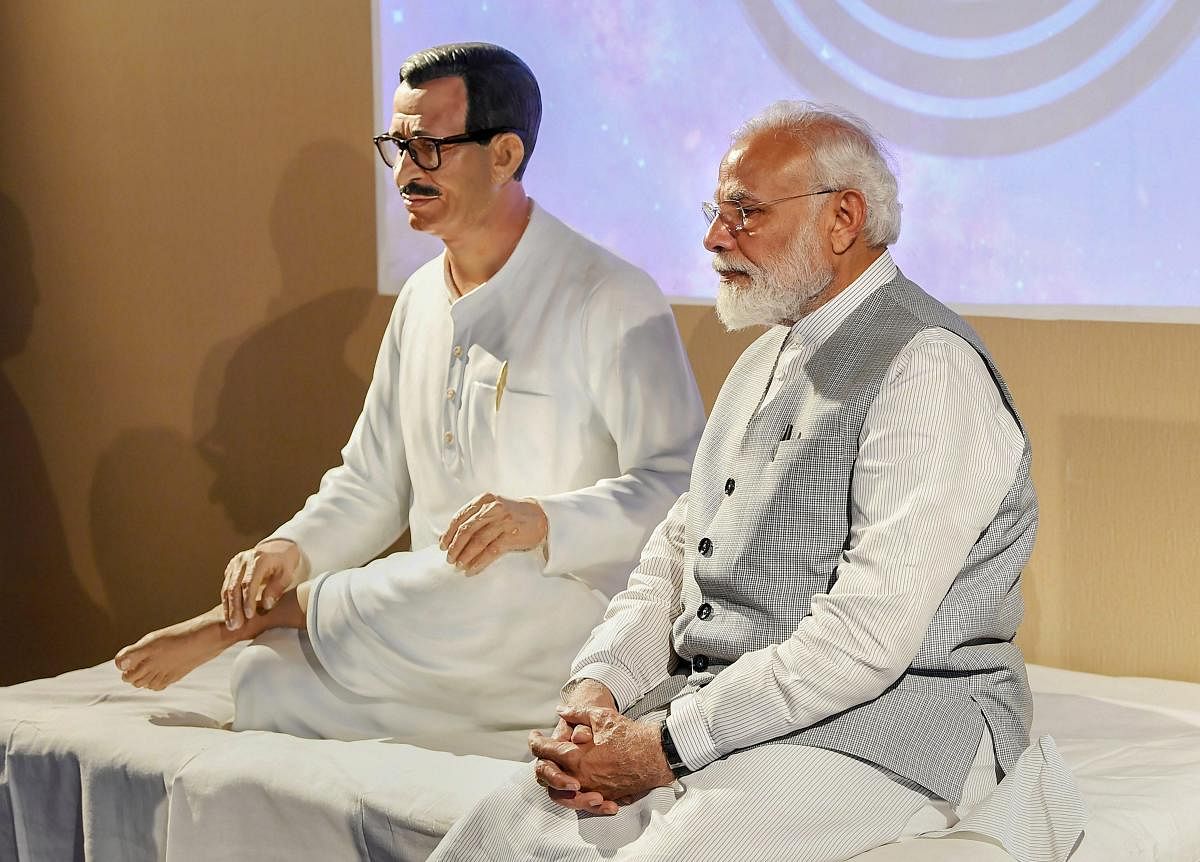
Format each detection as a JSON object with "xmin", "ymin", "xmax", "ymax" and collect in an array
[{"xmin": 234, "ymin": 203, "xmax": 705, "ymax": 758}]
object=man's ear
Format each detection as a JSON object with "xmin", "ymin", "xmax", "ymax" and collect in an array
[
  {"xmin": 490, "ymin": 133, "xmax": 526, "ymax": 184},
  {"xmin": 830, "ymin": 189, "xmax": 867, "ymax": 254}
]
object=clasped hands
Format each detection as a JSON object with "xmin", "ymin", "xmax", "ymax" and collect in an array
[{"xmin": 530, "ymin": 681, "xmax": 675, "ymax": 816}]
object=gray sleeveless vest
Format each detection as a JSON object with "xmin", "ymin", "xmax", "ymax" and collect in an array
[{"xmin": 668, "ymin": 271, "xmax": 1035, "ymax": 804}]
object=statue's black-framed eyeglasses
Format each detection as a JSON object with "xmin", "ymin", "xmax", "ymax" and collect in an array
[{"xmin": 372, "ymin": 127, "xmax": 523, "ymax": 171}]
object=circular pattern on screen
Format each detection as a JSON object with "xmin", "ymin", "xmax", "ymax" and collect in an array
[{"xmin": 741, "ymin": 0, "xmax": 1200, "ymax": 154}]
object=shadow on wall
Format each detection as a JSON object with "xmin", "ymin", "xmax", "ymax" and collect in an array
[
  {"xmin": 90, "ymin": 141, "xmax": 384, "ymax": 658},
  {"xmin": 0, "ymin": 193, "xmax": 116, "ymax": 684},
  {"xmin": 89, "ymin": 428, "xmax": 248, "ymax": 647}
]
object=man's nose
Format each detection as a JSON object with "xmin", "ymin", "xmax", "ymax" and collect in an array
[
  {"xmin": 703, "ymin": 216, "xmax": 738, "ymax": 253},
  {"xmin": 393, "ymin": 150, "xmax": 423, "ymax": 188}
]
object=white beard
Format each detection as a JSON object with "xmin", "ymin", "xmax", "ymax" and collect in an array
[{"xmin": 714, "ymin": 226, "xmax": 834, "ymax": 331}]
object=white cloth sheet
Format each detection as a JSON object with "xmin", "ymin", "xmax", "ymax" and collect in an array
[
  {"xmin": 0, "ymin": 649, "xmax": 526, "ymax": 861},
  {"xmin": 1026, "ymin": 665, "xmax": 1200, "ymax": 862},
  {"xmin": 2, "ymin": 660, "xmax": 1198, "ymax": 861}
]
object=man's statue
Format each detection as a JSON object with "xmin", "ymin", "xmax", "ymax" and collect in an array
[{"xmin": 115, "ymin": 42, "xmax": 705, "ymax": 760}]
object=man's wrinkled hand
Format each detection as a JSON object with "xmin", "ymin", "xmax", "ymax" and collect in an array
[
  {"xmin": 221, "ymin": 538, "xmax": 303, "ymax": 630},
  {"xmin": 439, "ymin": 493, "xmax": 548, "ymax": 575},
  {"xmin": 532, "ymin": 728, "xmax": 619, "ymax": 817},
  {"xmin": 549, "ymin": 679, "xmax": 616, "ymax": 753},
  {"xmin": 530, "ymin": 705, "xmax": 674, "ymax": 814},
  {"xmin": 531, "ymin": 680, "xmax": 620, "ymax": 814}
]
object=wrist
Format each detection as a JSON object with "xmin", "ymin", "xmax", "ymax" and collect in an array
[
  {"xmin": 256, "ymin": 536, "xmax": 296, "ymax": 551},
  {"xmin": 255, "ymin": 537, "xmax": 308, "ymax": 583},
  {"xmin": 659, "ymin": 717, "xmax": 691, "ymax": 779},
  {"xmin": 520, "ymin": 497, "xmax": 550, "ymax": 553},
  {"xmin": 562, "ymin": 678, "xmax": 615, "ymax": 710}
]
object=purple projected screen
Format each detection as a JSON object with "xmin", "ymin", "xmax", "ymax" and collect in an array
[{"xmin": 373, "ymin": 2, "xmax": 1200, "ymax": 319}]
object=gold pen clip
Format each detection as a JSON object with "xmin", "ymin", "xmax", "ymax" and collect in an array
[{"xmin": 495, "ymin": 360, "xmax": 509, "ymax": 411}]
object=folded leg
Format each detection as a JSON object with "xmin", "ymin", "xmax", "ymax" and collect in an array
[
  {"xmin": 231, "ymin": 627, "xmax": 408, "ymax": 741},
  {"xmin": 296, "ymin": 545, "xmax": 606, "ymax": 757}
]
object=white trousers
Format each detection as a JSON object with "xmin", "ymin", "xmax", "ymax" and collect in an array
[
  {"xmin": 230, "ymin": 545, "xmax": 608, "ymax": 760},
  {"xmin": 428, "ymin": 722, "xmax": 1000, "ymax": 862},
  {"xmin": 231, "ymin": 627, "xmax": 415, "ymax": 741}
]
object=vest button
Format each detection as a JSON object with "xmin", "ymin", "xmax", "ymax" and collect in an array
[
  {"xmin": 697, "ymin": 537, "xmax": 713, "ymax": 557},
  {"xmin": 692, "ymin": 654, "xmax": 709, "ymax": 673},
  {"xmin": 696, "ymin": 602, "xmax": 712, "ymax": 621},
  {"xmin": 724, "ymin": 478, "xmax": 735, "ymax": 496}
]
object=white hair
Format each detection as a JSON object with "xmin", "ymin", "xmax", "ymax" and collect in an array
[{"xmin": 733, "ymin": 101, "xmax": 902, "ymax": 247}]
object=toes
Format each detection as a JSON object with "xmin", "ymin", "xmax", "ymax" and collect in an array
[
  {"xmin": 119, "ymin": 654, "xmax": 146, "ymax": 678},
  {"xmin": 115, "ymin": 646, "xmax": 137, "ymax": 672}
]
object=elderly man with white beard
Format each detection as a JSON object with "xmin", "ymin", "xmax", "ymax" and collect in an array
[{"xmin": 428, "ymin": 102, "xmax": 1086, "ymax": 862}]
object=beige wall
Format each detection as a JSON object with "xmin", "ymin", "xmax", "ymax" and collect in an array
[
  {"xmin": 2, "ymin": 3, "xmax": 1197, "ymax": 686},
  {"xmin": 968, "ymin": 316, "xmax": 1200, "ymax": 683}
]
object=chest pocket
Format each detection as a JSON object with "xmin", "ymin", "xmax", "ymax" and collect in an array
[
  {"xmin": 756, "ymin": 434, "xmax": 857, "ymax": 555},
  {"xmin": 463, "ymin": 380, "xmax": 561, "ymax": 498}
]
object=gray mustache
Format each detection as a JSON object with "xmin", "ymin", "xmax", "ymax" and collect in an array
[
  {"xmin": 712, "ymin": 257, "xmax": 752, "ymax": 276},
  {"xmin": 401, "ymin": 182, "xmax": 440, "ymax": 197}
]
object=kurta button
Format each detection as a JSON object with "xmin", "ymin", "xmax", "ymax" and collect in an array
[
  {"xmin": 692, "ymin": 655, "xmax": 709, "ymax": 673},
  {"xmin": 446, "ymin": 388, "xmax": 456, "ymax": 400},
  {"xmin": 697, "ymin": 602, "xmax": 712, "ymax": 620},
  {"xmin": 452, "ymin": 345, "xmax": 463, "ymax": 358},
  {"xmin": 724, "ymin": 478, "xmax": 735, "ymax": 495},
  {"xmin": 698, "ymin": 537, "xmax": 712, "ymax": 557},
  {"xmin": 443, "ymin": 431, "xmax": 454, "ymax": 445}
]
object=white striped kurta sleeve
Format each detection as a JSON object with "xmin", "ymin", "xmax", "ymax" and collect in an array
[
  {"xmin": 567, "ymin": 491, "xmax": 690, "ymax": 710},
  {"xmin": 668, "ymin": 329, "xmax": 1026, "ymax": 769}
]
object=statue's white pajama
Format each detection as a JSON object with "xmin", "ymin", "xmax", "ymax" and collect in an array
[{"xmin": 232, "ymin": 547, "xmax": 608, "ymax": 759}]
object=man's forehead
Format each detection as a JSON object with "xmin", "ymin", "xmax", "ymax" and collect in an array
[
  {"xmin": 390, "ymin": 76, "xmax": 467, "ymax": 132},
  {"xmin": 715, "ymin": 144, "xmax": 753, "ymax": 199},
  {"xmin": 716, "ymin": 132, "xmax": 810, "ymax": 199}
]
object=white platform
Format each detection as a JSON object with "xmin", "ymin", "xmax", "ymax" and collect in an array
[{"xmin": 2, "ymin": 652, "xmax": 1199, "ymax": 860}]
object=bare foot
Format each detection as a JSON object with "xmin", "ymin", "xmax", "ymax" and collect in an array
[{"xmin": 115, "ymin": 606, "xmax": 240, "ymax": 690}]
